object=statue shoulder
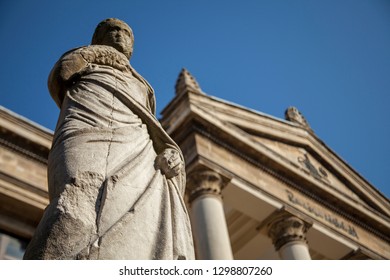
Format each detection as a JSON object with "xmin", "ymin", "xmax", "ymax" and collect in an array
[
  {"xmin": 48, "ymin": 46, "xmax": 89, "ymax": 108},
  {"xmin": 48, "ymin": 45, "xmax": 131, "ymax": 108},
  {"xmin": 77, "ymin": 45, "xmax": 130, "ymax": 71}
]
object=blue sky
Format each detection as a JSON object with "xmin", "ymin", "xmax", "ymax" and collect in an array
[{"xmin": 1, "ymin": 0, "xmax": 389, "ymax": 199}]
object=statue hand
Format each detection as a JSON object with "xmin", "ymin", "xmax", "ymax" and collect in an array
[{"xmin": 155, "ymin": 148, "xmax": 183, "ymax": 179}]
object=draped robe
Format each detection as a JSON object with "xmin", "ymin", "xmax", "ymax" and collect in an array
[{"xmin": 23, "ymin": 45, "xmax": 195, "ymax": 260}]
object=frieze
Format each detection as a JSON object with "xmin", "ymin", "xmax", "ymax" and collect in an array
[{"xmin": 286, "ymin": 190, "xmax": 358, "ymax": 239}]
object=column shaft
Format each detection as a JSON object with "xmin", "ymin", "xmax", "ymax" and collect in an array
[
  {"xmin": 191, "ymin": 196, "xmax": 233, "ymax": 259},
  {"xmin": 187, "ymin": 170, "xmax": 233, "ymax": 260},
  {"xmin": 279, "ymin": 241, "xmax": 311, "ymax": 260}
]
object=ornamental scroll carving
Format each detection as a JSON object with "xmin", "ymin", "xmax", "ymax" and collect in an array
[{"xmin": 298, "ymin": 153, "xmax": 330, "ymax": 184}]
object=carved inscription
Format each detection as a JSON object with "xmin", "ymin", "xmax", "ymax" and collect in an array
[{"xmin": 286, "ymin": 190, "xmax": 358, "ymax": 239}]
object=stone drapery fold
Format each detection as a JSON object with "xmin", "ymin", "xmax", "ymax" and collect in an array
[{"xmin": 24, "ymin": 45, "xmax": 194, "ymax": 260}]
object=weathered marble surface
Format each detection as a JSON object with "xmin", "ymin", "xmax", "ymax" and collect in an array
[{"xmin": 23, "ymin": 18, "xmax": 194, "ymax": 260}]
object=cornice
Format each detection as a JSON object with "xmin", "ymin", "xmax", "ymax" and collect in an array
[
  {"xmin": 0, "ymin": 106, "xmax": 53, "ymax": 148},
  {"xmin": 190, "ymin": 95, "xmax": 389, "ymax": 207},
  {"xmin": 0, "ymin": 172, "xmax": 48, "ymax": 210},
  {"xmin": 0, "ymin": 137, "xmax": 48, "ymax": 165},
  {"xmin": 162, "ymin": 91, "xmax": 390, "ymax": 216},
  {"xmin": 0, "ymin": 107, "xmax": 52, "ymax": 165},
  {"xmin": 190, "ymin": 124, "xmax": 390, "ymax": 244}
]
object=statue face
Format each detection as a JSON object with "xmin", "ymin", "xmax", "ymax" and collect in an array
[{"xmin": 99, "ymin": 23, "xmax": 133, "ymax": 58}]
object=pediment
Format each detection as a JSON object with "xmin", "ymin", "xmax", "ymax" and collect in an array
[
  {"xmin": 249, "ymin": 135, "xmax": 365, "ymax": 204},
  {"xmin": 161, "ymin": 69, "xmax": 390, "ymax": 258},
  {"xmin": 173, "ymin": 91, "xmax": 390, "ymax": 217}
]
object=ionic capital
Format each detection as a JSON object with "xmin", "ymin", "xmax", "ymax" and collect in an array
[
  {"xmin": 186, "ymin": 170, "xmax": 223, "ymax": 203},
  {"xmin": 268, "ymin": 214, "xmax": 310, "ymax": 251}
]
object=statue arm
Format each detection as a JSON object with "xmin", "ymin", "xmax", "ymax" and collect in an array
[{"xmin": 48, "ymin": 48, "xmax": 89, "ymax": 108}]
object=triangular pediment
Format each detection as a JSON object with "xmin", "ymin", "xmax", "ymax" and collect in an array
[
  {"xmin": 189, "ymin": 93, "xmax": 389, "ymax": 215},
  {"xmin": 162, "ymin": 88, "xmax": 390, "ymax": 218},
  {"xmin": 161, "ymin": 69, "xmax": 390, "ymax": 259}
]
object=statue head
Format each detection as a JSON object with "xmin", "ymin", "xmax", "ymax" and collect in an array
[{"xmin": 92, "ymin": 18, "xmax": 134, "ymax": 59}]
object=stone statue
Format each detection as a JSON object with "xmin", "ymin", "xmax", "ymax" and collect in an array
[
  {"xmin": 285, "ymin": 106, "xmax": 312, "ymax": 132},
  {"xmin": 23, "ymin": 18, "xmax": 194, "ymax": 260}
]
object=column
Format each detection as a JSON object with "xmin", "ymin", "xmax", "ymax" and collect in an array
[
  {"xmin": 187, "ymin": 170, "xmax": 233, "ymax": 260},
  {"xmin": 268, "ymin": 214, "xmax": 311, "ymax": 260}
]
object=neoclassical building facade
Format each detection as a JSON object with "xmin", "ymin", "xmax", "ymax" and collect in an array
[{"xmin": 0, "ymin": 70, "xmax": 389, "ymax": 259}]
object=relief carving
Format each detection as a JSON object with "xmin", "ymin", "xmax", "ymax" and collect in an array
[{"xmin": 298, "ymin": 153, "xmax": 330, "ymax": 184}]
